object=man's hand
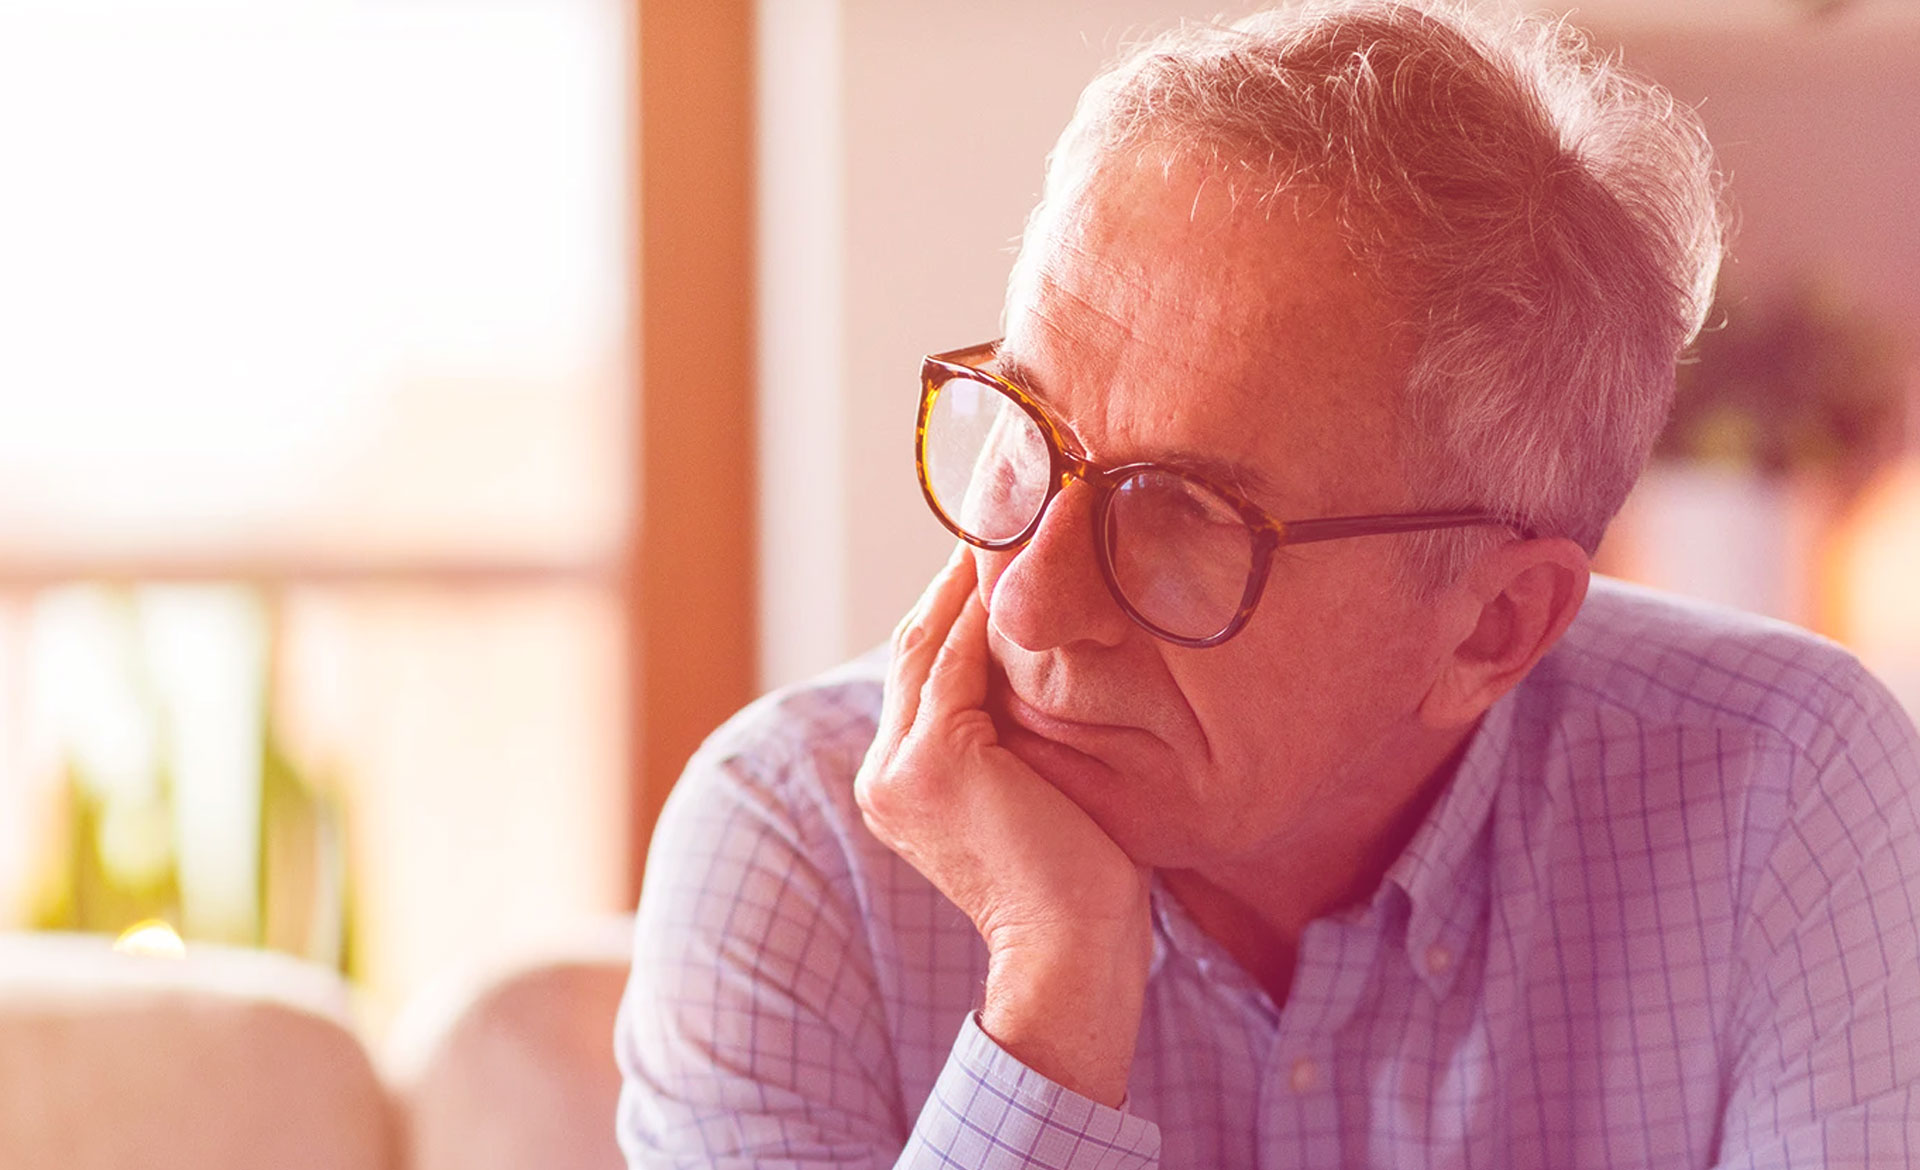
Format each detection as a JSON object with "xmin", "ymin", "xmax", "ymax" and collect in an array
[{"xmin": 854, "ymin": 546, "xmax": 1153, "ymax": 1108}]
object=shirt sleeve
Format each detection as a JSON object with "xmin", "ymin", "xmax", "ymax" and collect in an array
[
  {"xmin": 613, "ymin": 713, "xmax": 1162, "ymax": 1170},
  {"xmin": 614, "ymin": 736, "xmax": 905, "ymax": 1169},
  {"xmin": 1713, "ymin": 662, "xmax": 1920, "ymax": 1168},
  {"xmin": 897, "ymin": 1013, "xmax": 1160, "ymax": 1169}
]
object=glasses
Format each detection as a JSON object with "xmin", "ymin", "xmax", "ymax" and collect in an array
[{"xmin": 916, "ymin": 339, "xmax": 1522, "ymax": 648}]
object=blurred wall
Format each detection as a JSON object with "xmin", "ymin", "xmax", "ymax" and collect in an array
[
  {"xmin": 754, "ymin": 0, "xmax": 1920, "ymax": 691},
  {"xmin": 1590, "ymin": 20, "xmax": 1920, "ymax": 337}
]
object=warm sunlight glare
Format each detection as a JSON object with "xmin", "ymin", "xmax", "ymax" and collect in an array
[
  {"xmin": 0, "ymin": 0, "xmax": 628, "ymax": 563},
  {"xmin": 112, "ymin": 919, "xmax": 186, "ymax": 960}
]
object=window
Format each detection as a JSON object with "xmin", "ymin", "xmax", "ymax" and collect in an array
[{"xmin": 0, "ymin": 0, "xmax": 633, "ymax": 1034}]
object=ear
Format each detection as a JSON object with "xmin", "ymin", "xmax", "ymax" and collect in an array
[{"xmin": 1418, "ymin": 537, "xmax": 1590, "ymax": 730}]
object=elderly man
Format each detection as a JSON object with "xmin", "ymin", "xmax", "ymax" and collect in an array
[{"xmin": 615, "ymin": 2, "xmax": 1920, "ymax": 1166}]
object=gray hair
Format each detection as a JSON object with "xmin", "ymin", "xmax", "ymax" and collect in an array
[{"xmin": 1011, "ymin": 0, "xmax": 1725, "ymax": 591}]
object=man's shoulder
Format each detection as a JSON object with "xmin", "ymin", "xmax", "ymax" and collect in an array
[
  {"xmin": 662, "ymin": 647, "xmax": 889, "ymax": 845},
  {"xmin": 1531, "ymin": 575, "xmax": 1891, "ymax": 758}
]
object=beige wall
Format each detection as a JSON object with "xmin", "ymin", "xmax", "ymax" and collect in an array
[{"xmin": 754, "ymin": 0, "xmax": 1920, "ymax": 691}]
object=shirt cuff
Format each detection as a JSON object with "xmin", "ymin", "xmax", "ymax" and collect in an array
[{"xmin": 898, "ymin": 1012, "xmax": 1161, "ymax": 1169}]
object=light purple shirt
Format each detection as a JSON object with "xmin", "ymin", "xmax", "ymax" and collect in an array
[{"xmin": 614, "ymin": 578, "xmax": 1920, "ymax": 1168}]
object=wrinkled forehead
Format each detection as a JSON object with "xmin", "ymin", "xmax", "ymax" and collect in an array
[
  {"xmin": 1009, "ymin": 148, "xmax": 1398, "ymax": 348},
  {"xmin": 998, "ymin": 153, "xmax": 1417, "ymax": 507}
]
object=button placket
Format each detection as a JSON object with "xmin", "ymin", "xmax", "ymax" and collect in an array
[{"xmin": 1255, "ymin": 915, "xmax": 1383, "ymax": 1166}]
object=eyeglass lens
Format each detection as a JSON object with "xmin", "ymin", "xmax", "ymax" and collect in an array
[
  {"xmin": 924, "ymin": 376, "xmax": 1052, "ymax": 542},
  {"xmin": 923, "ymin": 373, "xmax": 1257, "ymax": 641}
]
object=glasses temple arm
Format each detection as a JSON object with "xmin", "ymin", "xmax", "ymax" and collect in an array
[{"xmin": 1278, "ymin": 512, "xmax": 1528, "ymax": 546}]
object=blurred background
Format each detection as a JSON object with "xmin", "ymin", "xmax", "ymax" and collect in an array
[{"xmin": 0, "ymin": 0, "xmax": 1915, "ymax": 1116}]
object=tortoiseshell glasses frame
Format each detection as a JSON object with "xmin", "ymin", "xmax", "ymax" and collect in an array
[{"xmin": 916, "ymin": 339, "xmax": 1528, "ymax": 649}]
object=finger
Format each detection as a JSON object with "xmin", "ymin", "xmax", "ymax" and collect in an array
[
  {"xmin": 892, "ymin": 543, "xmax": 974, "ymax": 700},
  {"xmin": 891, "ymin": 541, "xmax": 968, "ymax": 650},
  {"xmin": 882, "ymin": 544, "xmax": 975, "ymax": 738},
  {"xmin": 924, "ymin": 587, "xmax": 991, "ymax": 717}
]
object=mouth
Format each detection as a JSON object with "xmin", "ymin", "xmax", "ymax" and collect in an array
[
  {"xmin": 985, "ymin": 667, "xmax": 1142, "ymax": 788},
  {"xmin": 996, "ymin": 684, "xmax": 1114, "ymax": 741}
]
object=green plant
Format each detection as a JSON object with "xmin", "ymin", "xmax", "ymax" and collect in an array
[
  {"xmin": 26, "ymin": 585, "xmax": 354, "ymax": 976},
  {"xmin": 1658, "ymin": 278, "xmax": 1909, "ymax": 497}
]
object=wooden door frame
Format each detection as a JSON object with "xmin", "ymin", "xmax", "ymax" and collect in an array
[{"xmin": 628, "ymin": 0, "xmax": 757, "ymax": 903}]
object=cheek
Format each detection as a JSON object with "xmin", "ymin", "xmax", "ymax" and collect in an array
[{"xmin": 1181, "ymin": 569, "xmax": 1426, "ymax": 776}]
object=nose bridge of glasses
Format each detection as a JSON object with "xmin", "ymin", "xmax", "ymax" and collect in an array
[{"xmin": 1054, "ymin": 447, "xmax": 1096, "ymax": 495}]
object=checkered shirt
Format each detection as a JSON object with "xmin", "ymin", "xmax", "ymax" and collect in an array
[{"xmin": 615, "ymin": 578, "xmax": 1920, "ymax": 1168}]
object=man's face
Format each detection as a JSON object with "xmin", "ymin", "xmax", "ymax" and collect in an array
[{"xmin": 977, "ymin": 157, "xmax": 1456, "ymax": 871}]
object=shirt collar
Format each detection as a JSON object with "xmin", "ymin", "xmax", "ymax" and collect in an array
[
  {"xmin": 1147, "ymin": 872, "xmax": 1274, "ymax": 1013},
  {"xmin": 1145, "ymin": 688, "xmax": 1519, "ymax": 1000},
  {"xmin": 1382, "ymin": 687, "xmax": 1518, "ymax": 999}
]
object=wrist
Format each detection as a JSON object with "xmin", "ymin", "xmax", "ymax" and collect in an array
[{"xmin": 979, "ymin": 923, "xmax": 1153, "ymax": 1108}]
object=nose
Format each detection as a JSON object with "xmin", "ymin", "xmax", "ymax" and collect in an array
[{"xmin": 981, "ymin": 476, "xmax": 1133, "ymax": 652}]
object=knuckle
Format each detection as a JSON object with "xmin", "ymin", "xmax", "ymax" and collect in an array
[
  {"xmin": 891, "ymin": 613, "xmax": 928, "ymax": 655},
  {"xmin": 853, "ymin": 756, "xmax": 907, "ymax": 821},
  {"xmin": 853, "ymin": 784, "xmax": 889, "ymax": 841},
  {"xmin": 855, "ymin": 735, "xmax": 949, "ymax": 821},
  {"xmin": 852, "ymin": 777, "xmax": 883, "ymax": 824},
  {"xmin": 925, "ymin": 640, "xmax": 960, "ymax": 680}
]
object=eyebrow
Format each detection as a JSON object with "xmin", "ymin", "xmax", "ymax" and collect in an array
[{"xmin": 989, "ymin": 348, "xmax": 1292, "ymax": 514}]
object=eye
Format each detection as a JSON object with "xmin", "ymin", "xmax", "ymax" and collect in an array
[
  {"xmin": 1119, "ymin": 471, "xmax": 1244, "ymax": 536},
  {"xmin": 1104, "ymin": 468, "xmax": 1260, "ymax": 642}
]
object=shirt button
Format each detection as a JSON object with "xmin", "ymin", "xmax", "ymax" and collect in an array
[
  {"xmin": 1289, "ymin": 1057, "xmax": 1318, "ymax": 1093},
  {"xmin": 1425, "ymin": 944, "xmax": 1453, "ymax": 976}
]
